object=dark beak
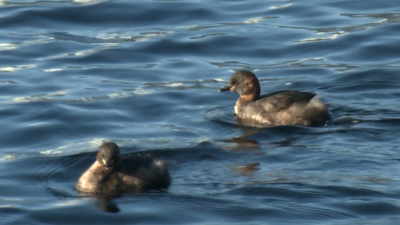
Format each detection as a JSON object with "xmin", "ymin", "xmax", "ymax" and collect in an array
[{"xmin": 219, "ymin": 85, "xmax": 233, "ymax": 92}]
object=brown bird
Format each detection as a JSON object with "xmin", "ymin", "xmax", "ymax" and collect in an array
[
  {"xmin": 76, "ymin": 142, "xmax": 171, "ymax": 196},
  {"xmin": 219, "ymin": 70, "xmax": 329, "ymax": 127}
]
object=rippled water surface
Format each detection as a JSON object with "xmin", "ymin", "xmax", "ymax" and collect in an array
[{"xmin": 1, "ymin": 0, "xmax": 400, "ymax": 224}]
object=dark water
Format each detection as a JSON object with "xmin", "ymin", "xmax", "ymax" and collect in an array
[{"xmin": 1, "ymin": 0, "xmax": 400, "ymax": 224}]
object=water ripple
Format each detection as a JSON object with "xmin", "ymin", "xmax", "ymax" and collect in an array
[{"xmin": 0, "ymin": 0, "xmax": 400, "ymax": 224}]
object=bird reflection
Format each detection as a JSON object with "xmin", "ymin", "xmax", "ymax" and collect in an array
[
  {"xmin": 234, "ymin": 162, "xmax": 260, "ymax": 174},
  {"xmin": 95, "ymin": 197, "xmax": 120, "ymax": 213},
  {"xmin": 217, "ymin": 127, "xmax": 261, "ymax": 152}
]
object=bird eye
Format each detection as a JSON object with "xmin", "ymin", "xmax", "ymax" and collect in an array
[{"xmin": 102, "ymin": 158, "xmax": 115, "ymax": 167}]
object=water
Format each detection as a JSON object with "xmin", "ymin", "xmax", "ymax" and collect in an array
[{"xmin": 0, "ymin": 0, "xmax": 400, "ymax": 224}]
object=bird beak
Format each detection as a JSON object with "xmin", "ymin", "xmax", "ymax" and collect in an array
[
  {"xmin": 219, "ymin": 85, "xmax": 235, "ymax": 92},
  {"xmin": 102, "ymin": 158, "xmax": 107, "ymax": 166},
  {"xmin": 101, "ymin": 158, "xmax": 109, "ymax": 170}
]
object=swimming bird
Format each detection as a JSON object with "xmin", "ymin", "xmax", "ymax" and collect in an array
[
  {"xmin": 219, "ymin": 70, "xmax": 328, "ymax": 127},
  {"xmin": 76, "ymin": 142, "xmax": 171, "ymax": 196}
]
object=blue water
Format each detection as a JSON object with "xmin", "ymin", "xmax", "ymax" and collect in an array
[{"xmin": 1, "ymin": 0, "xmax": 400, "ymax": 224}]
